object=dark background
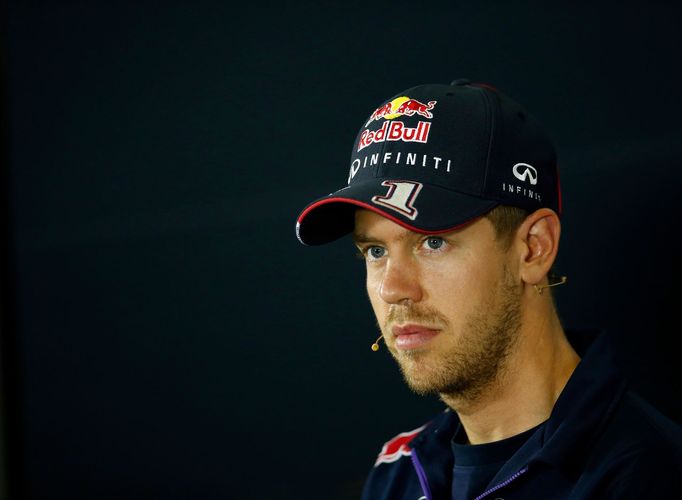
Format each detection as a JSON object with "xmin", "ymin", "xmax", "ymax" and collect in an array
[{"xmin": 2, "ymin": 1, "xmax": 681, "ymax": 499}]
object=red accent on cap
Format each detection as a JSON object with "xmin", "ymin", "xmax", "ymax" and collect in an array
[
  {"xmin": 472, "ymin": 82, "xmax": 499, "ymax": 92},
  {"xmin": 297, "ymin": 196, "xmax": 481, "ymax": 237},
  {"xmin": 556, "ymin": 165, "xmax": 563, "ymax": 215}
]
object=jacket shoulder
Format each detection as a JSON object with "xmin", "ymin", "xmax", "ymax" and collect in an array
[
  {"xmin": 583, "ymin": 389, "xmax": 682, "ymax": 493},
  {"xmin": 616, "ymin": 391, "xmax": 682, "ymax": 454}
]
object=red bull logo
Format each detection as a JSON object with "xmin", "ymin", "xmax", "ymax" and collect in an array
[
  {"xmin": 365, "ymin": 96, "xmax": 437, "ymax": 127},
  {"xmin": 374, "ymin": 424, "xmax": 426, "ymax": 466},
  {"xmin": 359, "ymin": 96, "xmax": 437, "ymax": 152}
]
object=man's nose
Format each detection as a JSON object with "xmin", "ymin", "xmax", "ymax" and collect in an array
[{"xmin": 379, "ymin": 257, "xmax": 422, "ymax": 304}]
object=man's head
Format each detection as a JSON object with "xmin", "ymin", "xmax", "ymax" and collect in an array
[{"xmin": 295, "ymin": 80, "xmax": 563, "ymax": 400}]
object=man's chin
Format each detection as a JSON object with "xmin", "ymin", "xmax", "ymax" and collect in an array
[
  {"xmin": 395, "ymin": 354, "xmax": 449, "ymax": 395},
  {"xmin": 403, "ymin": 374, "xmax": 445, "ymax": 396}
]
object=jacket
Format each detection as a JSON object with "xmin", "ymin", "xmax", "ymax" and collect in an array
[{"xmin": 361, "ymin": 331, "xmax": 682, "ymax": 499}]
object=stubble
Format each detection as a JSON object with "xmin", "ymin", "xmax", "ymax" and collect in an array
[{"xmin": 384, "ymin": 266, "xmax": 522, "ymax": 404}]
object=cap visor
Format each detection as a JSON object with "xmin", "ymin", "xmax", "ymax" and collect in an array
[{"xmin": 296, "ymin": 180, "xmax": 498, "ymax": 245}]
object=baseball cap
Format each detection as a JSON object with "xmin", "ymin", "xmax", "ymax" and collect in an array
[{"xmin": 296, "ymin": 79, "xmax": 562, "ymax": 246}]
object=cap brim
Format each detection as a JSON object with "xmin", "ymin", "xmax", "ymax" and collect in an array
[{"xmin": 296, "ymin": 180, "xmax": 499, "ymax": 245}]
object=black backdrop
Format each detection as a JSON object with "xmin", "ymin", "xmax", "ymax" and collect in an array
[{"xmin": 2, "ymin": 2, "xmax": 681, "ymax": 499}]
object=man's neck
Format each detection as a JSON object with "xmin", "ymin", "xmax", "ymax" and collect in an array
[{"xmin": 440, "ymin": 302, "xmax": 580, "ymax": 445}]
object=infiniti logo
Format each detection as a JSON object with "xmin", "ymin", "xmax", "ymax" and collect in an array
[{"xmin": 512, "ymin": 163, "xmax": 538, "ymax": 185}]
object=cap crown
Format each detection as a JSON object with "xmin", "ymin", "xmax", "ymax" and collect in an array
[{"xmin": 347, "ymin": 82, "xmax": 560, "ymax": 214}]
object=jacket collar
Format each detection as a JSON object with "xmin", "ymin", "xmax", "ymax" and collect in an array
[
  {"xmin": 533, "ymin": 329, "xmax": 627, "ymax": 467},
  {"xmin": 409, "ymin": 330, "xmax": 627, "ymax": 487}
]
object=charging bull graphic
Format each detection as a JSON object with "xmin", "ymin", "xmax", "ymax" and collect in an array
[{"xmin": 365, "ymin": 97, "xmax": 437, "ymax": 126}]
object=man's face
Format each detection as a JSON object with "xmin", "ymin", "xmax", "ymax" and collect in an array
[{"xmin": 353, "ymin": 209, "xmax": 523, "ymax": 401}]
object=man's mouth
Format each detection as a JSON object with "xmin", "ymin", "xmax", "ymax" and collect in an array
[{"xmin": 391, "ymin": 323, "xmax": 441, "ymax": 350}]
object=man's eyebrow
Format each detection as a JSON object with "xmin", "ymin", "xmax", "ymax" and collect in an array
[
  {"xmin": 352, "ymin": 233, "xmax": 377, "ymax": 245},
  {"xmin": 352, "ymin": 231, "xmax": 416, "ymax": 245}
]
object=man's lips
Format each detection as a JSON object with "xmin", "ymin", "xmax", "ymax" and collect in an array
[{"xmin": 391, "ymin": 323, "xmax": 441, "ymax": 350}]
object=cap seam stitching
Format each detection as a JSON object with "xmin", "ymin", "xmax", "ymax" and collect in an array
[{"xmin": 478, "ymin": 86, "xmax": 496, "ymax": 198}]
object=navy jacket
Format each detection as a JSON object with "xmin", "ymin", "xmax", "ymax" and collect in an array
[{"xmin": 361, "ymin": 331, "xmax": 682, "ymax": 499}]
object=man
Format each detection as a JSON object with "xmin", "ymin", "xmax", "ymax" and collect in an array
[{"xmin": 295, "ymin": 80, "xmax": 681, "ymax": 499}]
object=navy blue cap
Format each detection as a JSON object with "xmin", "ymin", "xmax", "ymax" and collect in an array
[{"xmin": 296, "ymin": 80, "xmax": 561, "ymax": 245}]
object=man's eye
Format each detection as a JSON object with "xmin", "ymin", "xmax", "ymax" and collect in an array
[
  {"xmin": 367, "ymin": 246, "xmax": 386, "ymax": 259},
  {"xmin": 424, "ymin": 237, "xmax": 445, "ymax": 250}
]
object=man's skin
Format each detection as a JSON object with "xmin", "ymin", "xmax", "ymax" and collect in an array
[{"xmin": 353, "ymin": 208, "xmax": 580, "ymax": 445}]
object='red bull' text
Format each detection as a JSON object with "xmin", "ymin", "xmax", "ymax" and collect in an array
[{"xmin": 358, "ymin": 121, "xmax": 431, "ymax": 152}]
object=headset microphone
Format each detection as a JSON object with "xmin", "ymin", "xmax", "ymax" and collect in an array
[{"xmin": 371, "ymin": 335, "xmax": 383, "ymax": 352}]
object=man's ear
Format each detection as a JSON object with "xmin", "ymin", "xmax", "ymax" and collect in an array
[{"xmin": 515, "ymin": 208, "xmax": 561, "ymax": 286}]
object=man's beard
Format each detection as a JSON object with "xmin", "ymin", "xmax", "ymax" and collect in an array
[{"xmin": 383, "ymin": 266, "xmax": 522, "ymax": 403}]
